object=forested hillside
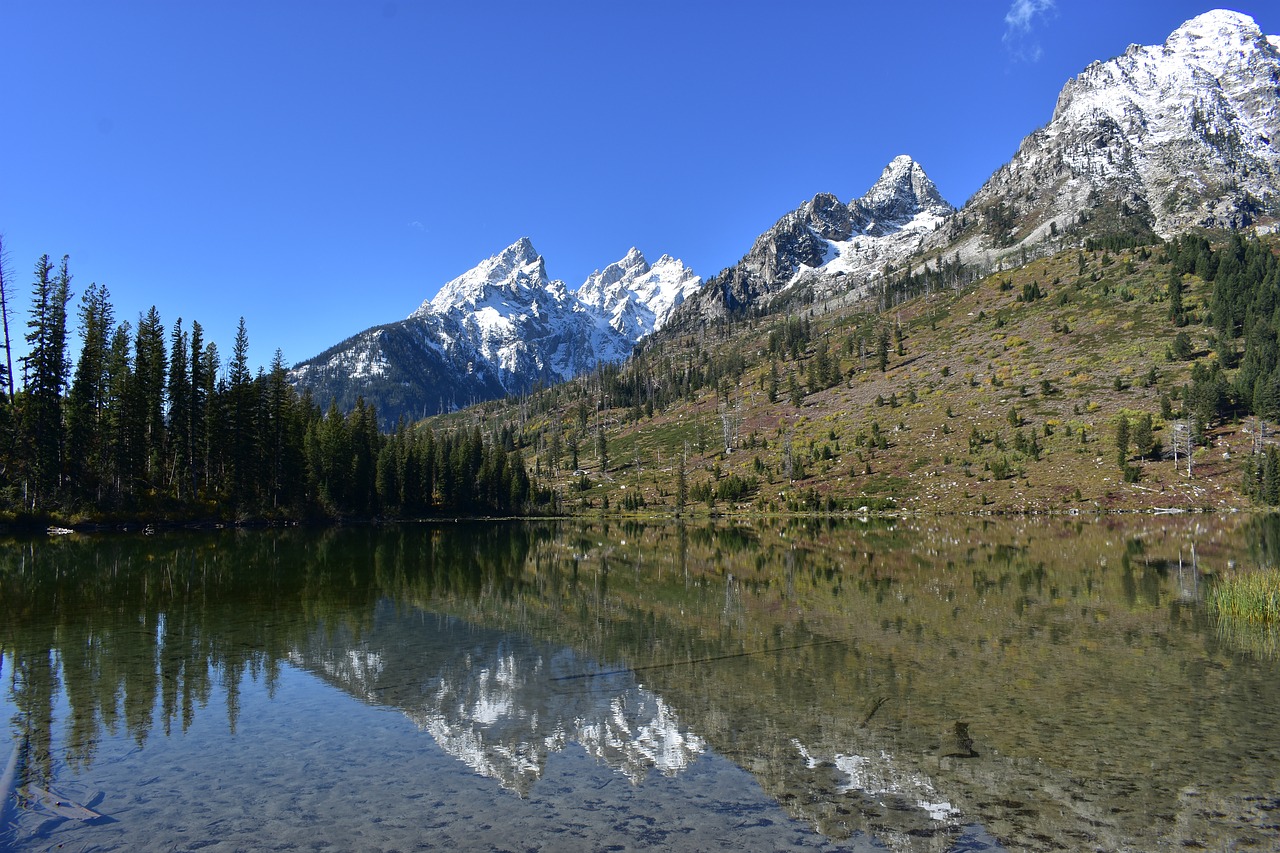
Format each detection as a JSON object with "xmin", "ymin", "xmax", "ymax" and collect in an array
[{"xmin": 425, "ymin": 232, "xmax": 1280, "ymax": 515}]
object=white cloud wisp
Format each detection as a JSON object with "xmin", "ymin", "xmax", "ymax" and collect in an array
[{"xmin": 1003, "ymin": 0, "xmax": 1056, "ymax": 61}]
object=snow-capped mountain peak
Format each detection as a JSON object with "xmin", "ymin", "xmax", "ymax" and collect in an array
[
  {"xmin": 578, "ymin": 248, "xmax": 652, "ymax": 306},
  {"xmin": 294, "ymin": 10, "xmax": 1280, "ymax": 423},
  {"xmin": 417, "ymin": 237, "xmax": 552, "ymax": 317},
  {"xmin": 293, "ymin": 239, "xmax": 701, "ymax": 424},
  {"xmin": 854, "ymin": 155, "xmax": 952, "ymax": 234},
  {"xmin": 1164, "ymin": 9, "xmax": 1266, "ymax": 65},
  {"xmin": 674, "ymin": 154, "xmax": 956, "ymax": 320},
  {"xmin": 577, "ymin": 249, "xmax": 702, "ymax": 340},
  {"xmin": 964, "ymin": 7, "xmax": 1280, "ymax": 246}
]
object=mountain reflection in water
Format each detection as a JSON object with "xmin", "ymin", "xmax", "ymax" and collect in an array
[
  {"xmin": 294, "ymin": 603, "xmax": 706, "ymax": 794},
  {"xmin": 0, "ymin": 517, "xmax": 1278, "ymax": 851}
]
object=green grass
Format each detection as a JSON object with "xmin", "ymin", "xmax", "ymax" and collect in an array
[{"xmin": 1209, "ymin": 570, "xmax": 1280, "ymax": 623}]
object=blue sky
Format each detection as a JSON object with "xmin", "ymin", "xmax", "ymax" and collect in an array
[{"xmin": 1, "ymin": 1, "xmax": 1272, "ymax": 374}]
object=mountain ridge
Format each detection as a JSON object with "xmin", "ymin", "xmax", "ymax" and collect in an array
[
  {"xmin": 290, "ymin": 239, "xmax": 701, "ymax": 425},
  {"xmin": 292, "ymin": 9, "xmax": 1280, "ymax": 425}
]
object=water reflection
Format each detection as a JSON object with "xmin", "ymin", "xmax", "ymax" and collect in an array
[
  {"xmin": 294, "ymin": 602, "xmax": 706, "ymax": 794},
  {"xmin": 0, "ymin": 517, "xmax": 1278, "ymax": 851}
]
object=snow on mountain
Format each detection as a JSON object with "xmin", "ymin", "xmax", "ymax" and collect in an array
[
  {"xmin": 417, "ymin": 236, "xmax": 567, "ymax": 316},
  {"xmin": 404, "ymin": 239, "xmax": 700, "ymax": 384},
  {"xmin": 290, "ymin": 239, "xmax": 700, "ymax": 425},
  {"xmin": 797, "ymin": 156, "xmax": 955, "ymax": 288},
  {"xmin": 293, "ymin": 601, "xmax": 707, "ymax": 798},
  {"xmin": 677, "ymin": 154, "xmax": 954, "ymax": 320},
  {"xmin": 577, "ymin": 248, "xmax": 702, "ymax": 340},
  {"xmin": 853, "ymin": 154, "xmax": 954, "ymax": 236},
  {"xmin": 406, "ymin": 238, "xmax": 606, "ymax": 384},
  {"xmin": 956, "ymin": 9, "xmax": 1280, "ymax": 257}
]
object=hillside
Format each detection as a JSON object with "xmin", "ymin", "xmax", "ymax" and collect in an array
[{"xmin": 426, "ymin": 233, "xmax": 1280, "ymax": 515}]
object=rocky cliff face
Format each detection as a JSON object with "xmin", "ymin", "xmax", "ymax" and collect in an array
[
  {"xmin": 954, "ymin": 9, "xmax": 1280, "ymax": 257},
  {"xmin": 681, "ymin": 10, "xmax": 1280, "ymax": 326},
  {"xmin": 681, "ymin": 155, "xmax": 955, "ymax": 321}
]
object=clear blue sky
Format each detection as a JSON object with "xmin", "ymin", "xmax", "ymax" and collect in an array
[{"xmin": 1, "ymin": 1, "xmax": 1271, "ymax": 374}]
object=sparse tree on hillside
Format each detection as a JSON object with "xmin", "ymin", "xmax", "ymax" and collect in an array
[
  {"xmin": 1115, "ymin": 415, "xmax": 1130, "ymax": 470},
  {"xmin": 1133, "ymin": 412, "xmax": 1155, "ymax": 460}
]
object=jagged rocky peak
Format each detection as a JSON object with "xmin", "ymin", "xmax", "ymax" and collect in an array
[
  {"xmin": 415, "ymin": 236, "xmax": 551, "ymax": 317},
  {"xmin": 1054, "ymin": 9, "xmax": 1277, "ymax": 122},
  {"xmin": 578, "ymin": 248, "xmax": 651, "ymax": 305},
  {"xmin": 853, "ymin": 155, "xmax": 953, "ymax": 234},
  {"xmin": 796, "ymin": 193, "xmax": 853, "ymax": 242},
  {"xmin": 578, "ymin": 247, "xmax": 702, "ymax": 338}
]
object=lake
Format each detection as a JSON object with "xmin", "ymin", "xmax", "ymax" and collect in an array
[{"xmin": 1, "ymin": 516, "xmax": 1278, "ymax": 851}]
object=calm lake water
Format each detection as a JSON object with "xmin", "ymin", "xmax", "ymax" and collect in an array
[{"xmin": 1, "ymin": 516, "xmax": 1278, "ymax": 851}]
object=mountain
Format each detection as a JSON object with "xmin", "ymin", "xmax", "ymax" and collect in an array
[
  {"xmin": 576, "ymin": 248, "xmax": 702, "ymax": 341},
  {"xmin": 295, "ymin": 599, "xmax": 705, "ymax": 797},
  {"xmin": 678, "ymin": 10, "xmax": 1279, "ymax": 325},
  {"xmin": 679, "ymin": 155, "xmax": 955, "ymax": 321},
  {"xmin": 289, "ymin": 239, "xmax": 699, "ymax": 426},
  {"xmin": 295, "ymin": 10, "xmax": 1279, "ymax": 424},
  {"xmin": 950, "ymin": 9, "xmax": 1280, "ymax": 259},
  {"xmin": 408, "ymin": 237, "xmax": 620, "ymax": 386}
]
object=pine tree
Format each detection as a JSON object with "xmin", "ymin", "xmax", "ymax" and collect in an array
[
  {"xmin": 311, "ymin": 400, "xmax": 351, "ymax": 511},
  {"xmin": 104, "ymin": 322, "xmax": 134, "ymax": 501},
  {"xmin": 262, "ymin": 349, "xmax": 304, "ymax": 510},
  {"xmin": 188, "ymin": 322, "xmax": 208, "ymax": 497},
  {"xmin": 787, "ymin": 372, "xmax": 803, "ymax": 408},
  {"xmin": 202, "ymin": 341, "xmax": 226, "ymax": 496},
  {"xmin": 0, "ymin": 235, "xmax": 15, "ymax": 401},
  {"xmin": 1167, "ymin": 270, "xmax": 1186, "ymax": 326},
  {"xmin": 21, "ymin": 255, "xmax": 72, "ymax": 507},
  {"xmin": 1133, "ymin": 412, "xmax": 1155, "ymax": 460},
  {"xmin": 227, "ymin": 318, "xmax": 257, "ymax": 503},
  {"xmin": 1114, "ymin": 415, "xmax": 1130, "ymax": 470},
  {"xmin": 348, "ymin": 397, "xmax": 380, "ymax": 513},
  {"xmin": 675, "ymin": 450, "xmax": 687, "ymax": 515},
  {"xmin": 133, "ymin": 306, "xmax": 167, "ymax": 486},
  {"xmin": 167, "ymin": 319, "xmax": 190, "ymax": 499},
  {"xmin": 66, "ymin": 282, "xmax": 115, "ymax": 504}
]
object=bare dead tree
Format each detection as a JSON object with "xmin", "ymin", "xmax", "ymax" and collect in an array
[{"xmin": 0, "ymin": 234, "xmax": 14, "ymax": 399}]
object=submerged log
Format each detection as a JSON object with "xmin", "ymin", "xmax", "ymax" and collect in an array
[
  {"xmin": 23, "ymin": 786, "xmax": 102, "ymax": 821},
  {"xmin": 0, "ymin": 740, "xmax": 18, "ymax": 828}
]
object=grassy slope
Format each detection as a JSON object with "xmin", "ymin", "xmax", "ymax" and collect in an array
[{"xmin": 432, "ymin": 239, "xmax": 1273, "ymax": 515}]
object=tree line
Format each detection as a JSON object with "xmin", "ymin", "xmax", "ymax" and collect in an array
[{"xmin": 0, "ymin": 249, "xmax": 541, "ymax": 521}]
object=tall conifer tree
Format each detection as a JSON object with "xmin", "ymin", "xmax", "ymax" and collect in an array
[
  {"xmin": 66, "ymin": 282, "xmax": 115, "ymax": 503},
  {"xmin": 167, "ymin": 319, "xmax": 191, "ymax": 498},
  {"xmin": 22, "ymin": 255, "xmax": 72, "ymax": 507}
]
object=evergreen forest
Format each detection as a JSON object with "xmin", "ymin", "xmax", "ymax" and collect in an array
[{"xmin": 0, "ymin": 250, "xmax": 540, "ymax": 523}]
